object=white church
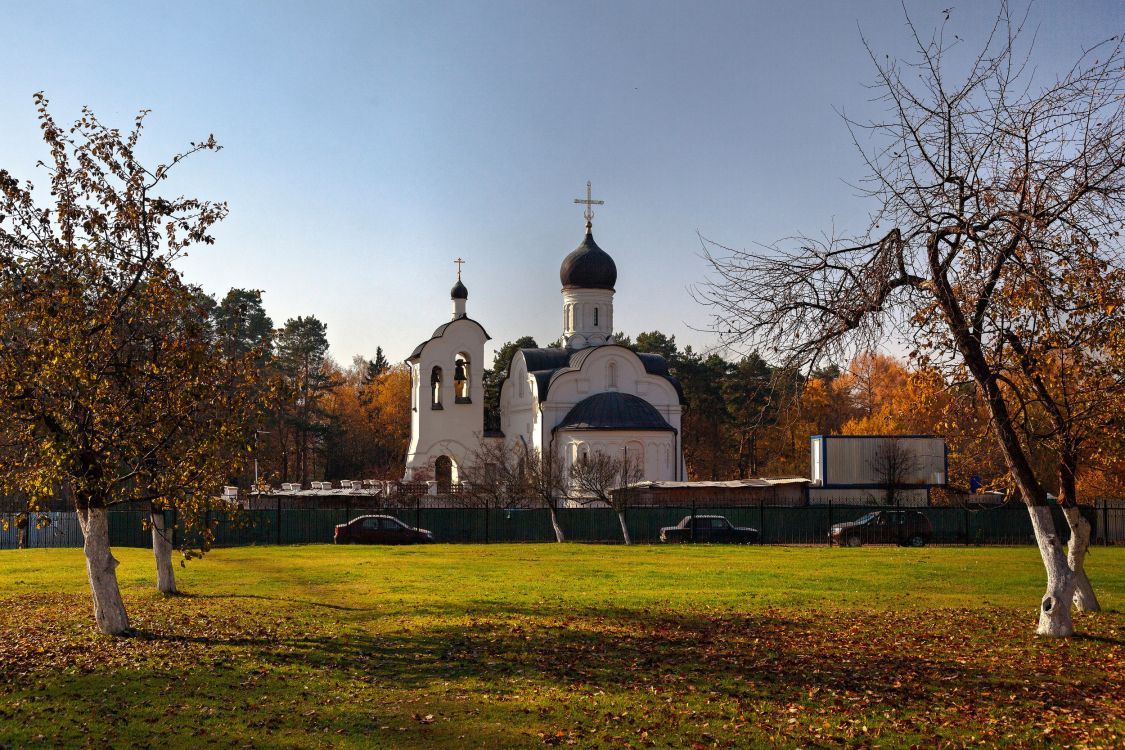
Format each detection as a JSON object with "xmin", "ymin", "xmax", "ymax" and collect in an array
[{"xmin": 403, "ymin": 186, "xmax": 686, "ymax": 489}]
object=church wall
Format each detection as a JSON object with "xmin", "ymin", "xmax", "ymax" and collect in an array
[
  {"xmin": 555, "ymin": 430, "xmax": 678, "ymax": 482},
  {"xmin": 498, "ymin": 355, "xmax": 537, "ymax": 451}
]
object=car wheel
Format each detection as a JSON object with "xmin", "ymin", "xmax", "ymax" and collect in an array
[
  {"xmin": 846, "ymin": 534, "xmax": 863, "ymax": 548},
  {"xmin": 909, "ymin": 535, "xmax": 926, "ymax": 547}
]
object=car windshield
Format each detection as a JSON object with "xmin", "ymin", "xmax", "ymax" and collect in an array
[{"xmin": 855, "ymin": 512, "xmax": 878, "ymax": 524}]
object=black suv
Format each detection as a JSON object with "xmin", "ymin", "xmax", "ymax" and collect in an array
[{"xmin": 829, "ymin": 510, "xmax": 932, "ymax": 547}]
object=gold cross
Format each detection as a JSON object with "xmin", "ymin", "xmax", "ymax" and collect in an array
[
  {"xmin": 573, "ymin": 180, "xmax": 604, "ymax": 230},
  {"xmin": 454, "ymin": 257, "xmax": 465, "ymax": 279}
]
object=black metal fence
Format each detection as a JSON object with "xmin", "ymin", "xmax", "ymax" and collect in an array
[{"xmin": 3, "ymin": 499, "xmax": 1121, "ymax": 549}]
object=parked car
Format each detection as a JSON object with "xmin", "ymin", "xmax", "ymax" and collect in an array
[
  {"xmin": 829, "ymin": 510, "xmax": 932, "ymax": 547},
  {"xmin": 659, "ymin": 515, "xmax": 760, "ymax": 544},
  {"xmin": 333, "ymin": 515, "xmax": 434, "ymax": 544}
]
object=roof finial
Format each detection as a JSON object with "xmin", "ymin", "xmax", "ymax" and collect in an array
[
  {"xmin": 454, "ymin": 257, "xmax": 465, "ymax": 280},
  {"xmin": 573, "ymin": 180, "xmax": 604, "ymax": 233}
]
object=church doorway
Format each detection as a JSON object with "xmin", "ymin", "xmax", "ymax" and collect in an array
[{"xmin": 435, "ymin": 455, "xmax": 453, "ymax": 493}]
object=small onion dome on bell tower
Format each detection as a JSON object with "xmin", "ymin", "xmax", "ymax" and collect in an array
[
  {"xmin": 450, "ymin": 257, "xmax": 468, "ymax": 319},
  {"xmin": 560, "ymin": 225, "xmax": 617, "ymax": 290}
]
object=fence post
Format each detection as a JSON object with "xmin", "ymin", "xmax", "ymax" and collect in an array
[
  {"xmin": 758, "ymin": 498, "xmax": 764, "ymax": 545},
  {"xmin": 484, "ymin": 496, "xmax": 490, "ymax": 544},
  {"xmin": 964, "ymin": 506, "xmax": 970, "ymax": 546},
  {"xmin": 1104, "ymin": 501, "xmax": 1110, "ymax": 547},
  {"xmin": 416, "ymin": 494, "xmax": 421, "ymax": 531},
  {"xmin": 276, "ymin": 495, "xmax": 281, "ymax": 546},
  {"xmin": 691, "ymin": 497, "xmax": 696, "ymax": 542},
  {"xmin": 827, "ymin": 500, "xmax": 833, "ymax": 546}
]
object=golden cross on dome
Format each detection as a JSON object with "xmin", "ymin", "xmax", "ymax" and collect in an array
[
  {"xmin": 573, "ymin": 180, "xmax": 604, "ymax": 231},
  {"xmin": 454, "ymin": 257, "xmax": 465, "ymax": 279}
]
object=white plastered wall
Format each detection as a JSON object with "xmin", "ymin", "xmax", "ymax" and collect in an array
[{"xmin": 404, "ymin": 319, "xmax": 488, "ymax": 480}]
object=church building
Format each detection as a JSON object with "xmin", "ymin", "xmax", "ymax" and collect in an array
[{"xmin": 404, "ymin": 185, "xmax": 686, "ymax": 488}]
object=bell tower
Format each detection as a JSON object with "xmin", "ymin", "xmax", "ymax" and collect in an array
[{"xmin": 403, "ymin": 263, "xmax": 490, "ymax": 482}]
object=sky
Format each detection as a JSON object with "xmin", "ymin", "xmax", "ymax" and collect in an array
[{"xmin": 1, "ymin": 0, "xmax": 1120, "ymax": 367}]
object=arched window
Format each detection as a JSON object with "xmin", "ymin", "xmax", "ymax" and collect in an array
[
  {"xmin": 435, "ymin": 455, "xmax": 453, "ymax": 493},
  {"xmin": 430, "ymin": 366, "xmax": 443, "ymax": 409},
  {"xmin": 608, "ymin": 361, "xmax": 618, "ymax": 389},
  {"xmin": 454, "ymin": 353, "xmax": 471, "ymax": 403}
]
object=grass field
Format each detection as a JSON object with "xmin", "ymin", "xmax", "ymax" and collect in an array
[{"xmin": 0, "ymin": 545, "xmax": 1122, "ymax": 749}]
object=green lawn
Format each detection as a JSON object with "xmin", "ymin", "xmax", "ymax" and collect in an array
[{"xmin": 1, "ymin": 545, "xmax": 1122, "ymax": 749}]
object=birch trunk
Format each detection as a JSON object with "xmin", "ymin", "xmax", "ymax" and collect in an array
[
  {"xmin": 616, "ymin": 510, "xmax": 632, "ymax": 545},
  {"xmin": 1062, "ymin": 506, "xmax": 1100, "ymax": 612},
  {"xmin": 150, "ymin": 511, "xmax": 177, "ymax": 595},
  {"xmin": 548, "ymin": 505, "xmax": 565, "ymax": 543},
  {"xmin": 77, "ymin": 507, "xmax": 131, "ymax": 635},
  {"xmin": 1028, "ymin": 505, "xmax": 1076, "ymax": 637}
]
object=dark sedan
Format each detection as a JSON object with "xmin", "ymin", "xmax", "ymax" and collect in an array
[
  {"xmin": 829, "ymin": 510, "xmax": 932, "ymax": 547},
  {"xmin": 333, "ymin": 515, "xmax": 434, "ymax": 544},
  {"xmin": 659, "ymin": 515, "xmax": 760, "ymax": 544}
]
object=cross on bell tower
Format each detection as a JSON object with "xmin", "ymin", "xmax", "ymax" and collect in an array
[{"xmin": 573, "ymin": 180, "xmax": 604, "ymax": 232}]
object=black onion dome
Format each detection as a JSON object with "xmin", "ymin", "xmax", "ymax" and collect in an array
[
  {"xmin": 560, "ymin": 230, "xmax": 617, "ymax": 290},
  {"xmin": 451, "ymin": 279, "xmax": 468, "ymax": 299}
]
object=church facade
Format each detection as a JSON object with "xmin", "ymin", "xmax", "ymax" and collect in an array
[{"xmin": 404, "ymin": 198, "xmax": 686, "ymax": 488}]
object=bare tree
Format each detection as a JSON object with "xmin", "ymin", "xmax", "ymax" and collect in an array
[
  {"xmin": 867, "ymin": 438, "xmax": 920, "ymax": 507},
  {"xmin": 697, "ymin": 5, "xmax": 1125, "ymax": 636},
  {"xmin": 568, "ymin": 449, "xmax": 645, "ymax": 544},
  {"xmin": 514, "ymin": 442, "xmax": 568, "ymax": 542},
  {"xmin": 459, "ymin": 439, "xmax": 526, "ymax": 510}
]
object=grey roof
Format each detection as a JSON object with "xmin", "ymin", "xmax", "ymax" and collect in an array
[
  {"xmin": 560, "ymin": 229, "xmax": 617, "ymax": 290},
  {"xmin": 553, "ymin": 392, "xmax": 675, "ymax": 433},
  {"xmin": 511, "ymin": 345, "xmax": 686, "ymax": 404},
  {"xmin": 407, "ymin": 316, "xmax": 491, "ymax": 361}
]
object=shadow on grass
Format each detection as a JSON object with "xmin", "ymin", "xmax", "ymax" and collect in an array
[
  {"xmin": 121, "ymin": 604, "xmax": 1116, "ymax": 716},
  {"xmin": 177, "ymin": 591, "xmax": 377, "ymax": 612}
]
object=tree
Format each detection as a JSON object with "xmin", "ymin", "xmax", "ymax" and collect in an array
[
  {"xmin": 459, "ymin": 439, "xmax": 527, "ymax": 510},
  {"xmin": 514, "ymin": 443, "xmax": 568, "ymax": 542},
  {"xmin": 723, "ymin": 353, "xmax": 779, "ymax": 478},
  {"xmin": 0, "ymin": 96, "xmax": 261, "ymax": 632},
  {"xmin": 213, "ymin": 288, "xmax": 273, "ymax": 358},
  {"xmin": 634, "ymin": 331, "xmax": 679, "ymax": 361},
  {"xmin": 867, "ymin": 438, "xmax": 920, "ymax": 507},
  {"xmin": 274, "ymin": 316, "xmax": 333, "ymax": 484},
  {"xmin": 362, "ymin": 346, "xmax": 390, "ymax": 384},
  {"xmin": 568, "ymin": 449, "xmax": 645, "ymax": 544},
  {"xmin": 698, "ymin": 6, "xmax": 1125, "ymax": 636}
]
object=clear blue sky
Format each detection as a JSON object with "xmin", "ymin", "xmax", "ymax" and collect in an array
[{"xmin": 1, "ymin": 1, "xmax": 1119, "ymax": 366}]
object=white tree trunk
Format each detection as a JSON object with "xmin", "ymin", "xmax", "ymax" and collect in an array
[
  {"xmin": 548, "ymin": 506, "xmax": 565, "ymax": 543},
  {"xmin": 77, "ymin": 507, "xmax": 131, "ymax": 635},
  {"xmin": 1028, "ymin": 505, "xmax": 1076, "ymax": 637},
  {"xmin": 150, "ymin": 511, "xmax": 177, "ymax": 595},
  {"xmin": 616, "ymin": 510, "xmax": 632, "ymax": 545},
  {"xmin": 1061, "ymin": 506, "xmax": 1100, "ymax": 612}
]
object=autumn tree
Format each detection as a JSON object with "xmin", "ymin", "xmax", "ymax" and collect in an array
[
  {"xmin": 699, "ymin": 6, "xmax": 1125, "ymax": 635},
  {"xmin": 0, "ymin": 97, "xmax": 261, "ymax": 632}
]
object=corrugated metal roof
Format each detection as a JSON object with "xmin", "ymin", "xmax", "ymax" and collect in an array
[{"xmin": 628, "ymin": 477, "xmax": 810, "ymax": 490}]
